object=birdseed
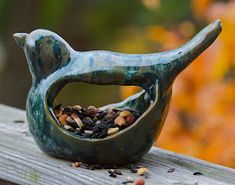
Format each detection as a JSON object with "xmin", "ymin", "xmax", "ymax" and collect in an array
[
  {"xmin": 137, "ymin": 167, "xmax": 149, "ymax": 176},
  {"xmin": 53, "ymin": 104, "xmax": 141, "ymax": 139},
  {"xmin": 167, "ymin": 168, "xmax": 175, "ymax": 173},
  {"xmin": 114, "ymin": 169, "xmax": 122, "ymax": 175},
  {"xmin": 70, "ymin": 162, "xmax": 150, "ymax": 182},
  {"xmin": 193, "ymin": 172, "xmax": 203, "ymax": 176},
  {"xmin": 71, "ymin": 162, "xmax": 81, "ymax": 168}
]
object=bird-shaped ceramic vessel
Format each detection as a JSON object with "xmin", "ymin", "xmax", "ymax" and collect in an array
[{"xmin": 13, "ymin": 20, "xmax": 221, "ymax": 165}]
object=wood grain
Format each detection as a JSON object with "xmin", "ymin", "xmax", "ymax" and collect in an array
[{"xmin": 0, "ymin": 104, "xmax": 235, "ymax": 185}]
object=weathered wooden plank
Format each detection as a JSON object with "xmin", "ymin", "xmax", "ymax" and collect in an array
[{"xmin": 0, "ymin": 104, "xmax": 235, "ymax": 185}]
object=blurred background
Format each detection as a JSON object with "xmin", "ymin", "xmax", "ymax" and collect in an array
[{"xmin": 0, "ymin": 0, "xmax": 235, "ymax": 168}]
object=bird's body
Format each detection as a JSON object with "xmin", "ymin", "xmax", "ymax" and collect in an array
[
  {"xmin": 14, "ymin": 20, "xmax": 222, "ymax": 165},
  {"xmin": 45, "ymin": 49, "xmax": 175, "ymax": 100},
  {"xmin": 57, "ymin": 49, "xmax": 183, "ymax": 88}
]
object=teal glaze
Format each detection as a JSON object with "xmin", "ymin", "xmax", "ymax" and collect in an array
[{"xmin": 13, "ymin": 20, "xmax": 222, "ymax": 165}]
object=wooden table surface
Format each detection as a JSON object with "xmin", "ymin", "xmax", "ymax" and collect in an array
[{"xmin": 0, "ymin": 104, "xmax": 235, "ymax": 185}]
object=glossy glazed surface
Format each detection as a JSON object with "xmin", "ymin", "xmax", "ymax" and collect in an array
[{"xmin": 14, "ymin": 20, "xmax": 221, "ymax": 165}]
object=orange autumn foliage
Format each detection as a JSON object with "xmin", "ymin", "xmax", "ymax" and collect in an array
[{"xmin": 120, "ymin": 0, "xmax": 235, "ymax": 168}]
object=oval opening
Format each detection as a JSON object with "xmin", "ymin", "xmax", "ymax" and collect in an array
[
  {"xmin": 55, "ymin": 82, "xmax": 142, "ymax": 107},
  {"xmin": 51, "ymin": 82, "xmax": 152, "ymax": 140}
]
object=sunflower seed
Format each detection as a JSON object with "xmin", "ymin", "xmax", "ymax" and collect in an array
[
  {"xmin": 71, "ymin": 162, "xmax": 81, "ymax": 167},
  {"xmin": 72, "ymin": 105, "xmax": 82, "ymax": 111},
  {"xmin": 71, "ymin": 113, "xmax": 84, "ymax": 128},
  {"xmin": 137, "ymin": 167, "xmax": 149, "ymax": 176},
  {"xmin": 59, "ymin": 114, "xmax": 67, "ymax": 125},
  {"xmin": 107, "ymin": 127, "xmax": 119, "ymax": 135},
  {"xmin": 119, "ymin": 110, "xmax": 132, "ymax": 118},
  {"xmin": 114, "ymin": 116, "xmax": 126, "ymax": 126}
]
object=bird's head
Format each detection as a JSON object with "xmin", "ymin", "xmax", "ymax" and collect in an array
[{"xmin": 13, "ymin": 29, "xmax": 73, "ymax": 83}]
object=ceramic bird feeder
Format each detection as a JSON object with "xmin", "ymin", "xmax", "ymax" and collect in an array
[{"xmin": 13, "ymin": 20, "xmax": 222, "ymax": 165}]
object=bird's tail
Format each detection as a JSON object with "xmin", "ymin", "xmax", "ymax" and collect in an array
[{"xmin": 156, "ymin": 19, "xmax": 222, "ymax": 91}]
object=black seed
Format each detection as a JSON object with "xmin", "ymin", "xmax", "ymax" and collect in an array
[
  {"xmin": 108, "ymin": 169, "xmax": 115, "ymax": 174},
  {"xmin": 81, "ymin": 108, "xmax": 86, "ymax": 112},
  {"xmin": 96, "ymin": 122, "xmax": 108, "ymax": 129},
  {"xmin": 85, "ymin": 135, "xmax": 92, "ymax": 138},
  {"xmin": 109, "ymin": 173, "xmax": 117, "ymax": 178},
  {"xmin": 14, "ymin": 120, "xmax": 25, "ymax": 123},
  {"xmin": 193, "ymin": 172, "xmax": 203, "ymax": 176},
  {"xmin": 63, "ymin": 107, "xmax": 73, "ymax": 115},
  {"xmin": 96, "ymin": 111, "xmax": 106, "ymax": 119},
  {"xmin": 114, "ymin": 169, "xmax": 122, "ymax": 175},
  {"xmin": 106, "ymin": 121, "xmax": 115, "ymax": 128},
  {"xmin": 104, "ymin": 119, "xmax": 112, "ymax": 124},
  {"xmin": 83, "ymin": 117, "xmax": 93, "ymax": 125},
  {"xmin": 76, "ymin": 112, "xmax": 85, "ymax": 119},
  {"xmin": 91, "ymin": 131, "xmax": 101, "ymax": 137},
  {"xmin": 98, "ymin": 131, "xmax": 107, "ymax": 138},
  {"xmin": 122, "ymin": 180, "xmax": 134, "ymax": 184},
  {"xmin": 91, "ymin": 126, "xmax": 99, "ymax": 132},
  {"xmin": 167, "ymin": 168, "xmax": 175, "ymax": 173}
]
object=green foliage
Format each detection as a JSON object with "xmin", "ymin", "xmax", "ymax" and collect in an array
[{"xmin": 38, "ymin": 0, "xmax": 68, "ymax": 29}]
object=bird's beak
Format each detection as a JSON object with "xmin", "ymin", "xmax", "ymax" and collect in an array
[{"xmin": 13, "ymin": 33, "xmax": 28, "ymax": 48}]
